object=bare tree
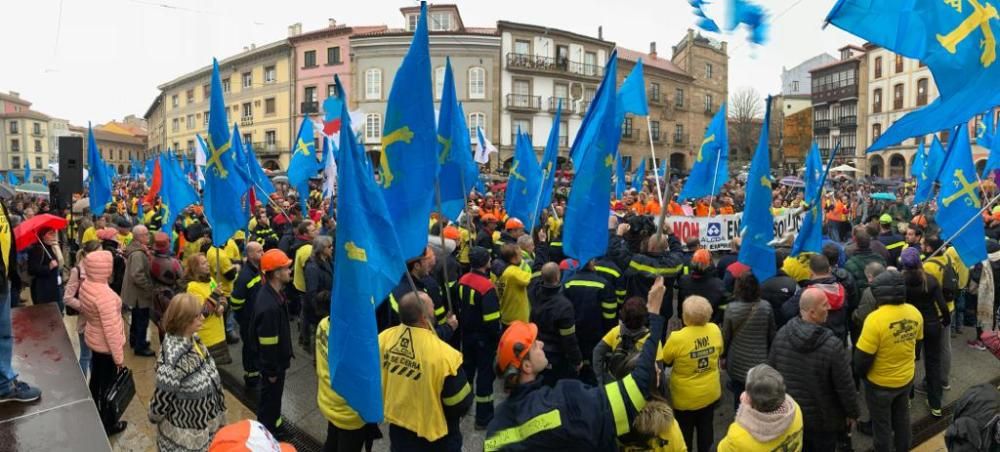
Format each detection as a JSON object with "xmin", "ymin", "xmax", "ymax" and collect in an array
[{"xmin": 729, "ymin": 87, "xmax": 763, "ymax": 161}]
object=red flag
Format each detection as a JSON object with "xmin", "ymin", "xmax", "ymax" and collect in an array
[{"xmin": 143, "ymin": 158, "xmax": 162, "ymax": 205}]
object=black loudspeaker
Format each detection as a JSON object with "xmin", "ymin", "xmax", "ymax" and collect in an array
[{"xmin": 58, "ymin": 136, "xmax": 84, "ymax": 211}]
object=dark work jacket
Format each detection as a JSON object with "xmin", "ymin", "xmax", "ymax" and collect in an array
[
  {"xmin": 304, "ymin": 257, "xmax": 334, "ymax": 318},
  {"xmin": 904, "ymin": 273, "xmax": 950, "ymax": 329},
  {"xmin": 623, "ymin": 235, "xmax": 684, "ymax": 320},
  {"xmin": 27, "ymin": 242, "xmax": 61, "ymax": 304},
  {"xmin": 251, "ymin": 283, "xmax": 293, "ymax": 375},
  {"xmin": 677, "ymin": 270, "xmax": 726, "ymax": 323},
  {"xmin": 485, "ymin": 315, "xmax": 664, "ymax": 451},
  {"xmin": 530, "ymin": 284, "xmax": 582, "ymax": 367},
  {"xmin": 761, "ymin": 271, "xmax": 798, "ymax": 316},
  {"xmin": 563, "ymin": 269, "xmax": 616, "ymax": 360}
]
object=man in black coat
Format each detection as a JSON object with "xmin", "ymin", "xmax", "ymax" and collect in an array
[{"xmin": 769, "ymin": 287, "xmax": 859, "ymax": 451}]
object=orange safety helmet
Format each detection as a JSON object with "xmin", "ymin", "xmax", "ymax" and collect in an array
[
  {"xmin": 495, "ymin": 321, "xmax": 538, "ymax": 377},
  {"xmin": 260, "ymin": 249, "xmax": 292, "ymax": 272},
  {"xmin": 505, "ymin": 217, "xmax": 524, "ymax": 231}
]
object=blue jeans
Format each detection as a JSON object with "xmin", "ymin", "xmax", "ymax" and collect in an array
[
  {"xmin": 0, "ymin": 287, "xmax": 16, "ymax": 388},
  {"xmin": 78, "ymin": 331, "xmax": 91, "ymax": 377}
]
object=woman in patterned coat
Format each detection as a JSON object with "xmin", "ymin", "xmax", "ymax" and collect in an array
[{"xmin": 149, "ymin": 293, "xmax": 227, "ymax": 451}]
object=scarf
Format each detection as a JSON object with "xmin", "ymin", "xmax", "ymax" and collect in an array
[
  {"xmin": 734, "ymin": 394, "xmax": 797, "ymax": 443},
  {"xmin": 978, "ymin": 250, "xmax": 1000, "ymax": 326}
]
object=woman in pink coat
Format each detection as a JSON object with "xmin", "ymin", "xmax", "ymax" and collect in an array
[{"xmin": 77, "ymin": 249, "xmax": 128, "ymax": 436}]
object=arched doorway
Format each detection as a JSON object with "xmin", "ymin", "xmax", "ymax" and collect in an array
[
  {"xmin": 669, "ymin": 153, "xmax": 686, "ymax": 174},
  {"xmin": 888, "ymin": 153, "xmax": 906, "ymax": 178},
  {"xmin": 869, "ymin": 155, "xmax": 884, "ymax": 178}
]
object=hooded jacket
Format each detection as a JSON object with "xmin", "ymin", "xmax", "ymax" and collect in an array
[
  {"xmin": 78, "ymin": 250, "xmax": 126, "ymax": 365},
  {"xmin": 768, "ymin": 317, "xmax": 859, "ymax": 432},
  {"xmin": 717, "ymin": 395, "xmax": 803, "ymax": 451},
  {"xmin": 780, "ymin": 275, "xmax": 848, "ymax": 342}
]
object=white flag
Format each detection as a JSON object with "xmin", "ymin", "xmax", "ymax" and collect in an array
[
  {"xmin": 475, "ymin": 126, "xmax": 497, "ymax": 164},
  {"xmin": 322, "ymin": 136, "xmax": 337, "ymax": 199}
]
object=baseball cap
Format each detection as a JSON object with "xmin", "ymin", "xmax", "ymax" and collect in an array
[
  {"xmin": 209, "ymin": 420, "xmax": 295, "ymax": 452},
  {"xmin": 260, "ymin": 249, "xmax": 292, "ymax": 272},
  {"xmin": 495, "ymin": 321, "xmax": 538, "ymax": 376},
  {"xmin": 469, "ymin": 246, "xmax": 491, "ymax": 268},
  {"xmin": 879, "ymin": 214, "xmax": 892, "ymax": 224}
]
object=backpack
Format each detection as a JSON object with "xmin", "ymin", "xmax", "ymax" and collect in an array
[
  {"xmin": 928, "ymin": 256, "xmax": 961, "ymax": 301},
  {"xmin": 946, "ymin": 384, "xmax": 1000, "ymax": 452},
  {"xmin": 605, "ymin": 327, "xmax": 648, "ymax": 380}
]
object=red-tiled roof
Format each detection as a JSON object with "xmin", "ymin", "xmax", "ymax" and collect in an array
[
  {"xmin": 351, "ymin": 27, "xmax": 498, "ymax": 38},
  {"xmin": 616, "ymin": 47, "xmax": 689, "ymax": 78}
]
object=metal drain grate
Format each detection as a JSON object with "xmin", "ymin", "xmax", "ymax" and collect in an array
[{"xmin": 218, "ymin": 370, "xmax": 324, "ymax": 452}]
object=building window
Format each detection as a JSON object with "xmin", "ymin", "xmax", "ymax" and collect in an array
[
  {"xmin": 583, "ymin": 52, "xmax": 597, "ymax": 76},
  {"xmin": 675, "ymin": 123, "xmax": 684, "ymax": 137},
  {"xmin": 186, "ymin": 89, "xmax": 194, "ymax": 104},
  {"xmin": 264, "ymin": 66, "xmax": 276, "ymax": 83},
  {"xmin": 242, "ymin": 133, "xmax": 252, "ymax": 145},
  {"xmin": 32, "ymin": 122, "xmax": 40, "ymax": 135},
  {"xmin": 468, "ymin": 113, "xmax": 486, "ymax": 142},
  {"xmin": 117, "ymin": 149, "xmax": 122, "ymax": 161},
  {"xmin": 34, "ymin": 140, "xmax": 41, "ymax": 152},
  {"xmin": 873, "ymin": 88, "xmax": 882, "ymax": 113},
  {"xmin": 434, "ymin": 66, "xmax": 446, "ymax": 100},
  {"xmin": 872, "ymin": 123, "xmax": 881, "ymax": 140},
  {"xmin": 11, "ymin": 156, "xmax": 19, "ymax": 169},
  {"xmin": 704, "ymin": 94, "xmax": 713, "ymax": 112},
  {"xmin": 365, "ymin": 114, "xmax": 382, "ymax": 142},
  {"xmin": 265, "ymin": 98, "xmax": 276, "ymax": 115},
  {"xmin": 10, "ymin": 140, "xmax": 18, "ymax": 153},
  {"xmin": 242, "ymin": 72, "xmax": 252, "ymax": 89},
  {"xmin": 327, "ymin": 46, "xmax": 342, "ymax": 65},
  {"xmin": 512, "ymin": 119, "xmax": 531, "ymax": 140},
  {"xmin": 172, "ymin": 142, "xmax": 179, "ymax": 152},
  {"xmin": 265, "ymin": 130, "xmax": 276, "ymax": 145},
  {"xmin": 7, "ymin": 121, "xmax": 16, "ymax": 134},
  {"xmin": 203, "ymin": 84, "xmax": 210, "ymax": 100},
  {"xmin": 916, "ymin": 78, "xmax": 929, "ymax": 106},
  {"xmin": 874, "ymin": 56, "xmax": 882, "ymax": 79},
  {"xmin": 327, "ymin": 84, "xmax": 337, "ymax": 99},
  {"xmin": 553, "ymin": 83, "xmax": 569, "ymax": 102},
  {"xmin": 705, "ymin": 63, "xmax": 713, "ymax": 79},
  {"xmin": 186, "ymin": 140, "xmax": 194, "ymax": 153},
  {"xmin": 675, "ymin": 88, "xmax": 684, "ymax": 107},
  {"xmin": 172, "ymin": 118, "xmax": 179, "ymax": 132},
  {"xmin": 429, "ymin": 12, "xmax": 452, "ymax": 31},
  {"xmin": 407, "ymin": 14, "xmax": 419, "ymax": 32},
  {"xmin": 222, "ymin": 78, "xmax": 231, "ymax": 93},
  {"xmin": 304, "ymin": 50, "xmax": 317, "ymax": 68},
  {"xmin": 650, "ymin": 83, "xmax": 661, "ymax": 102},
  {"xmin": 187, "ymin": 115, "xmax": 195, "ymax": 129},
  {"xmin": 622, "ymin": 116, "xmax": 633, "ymax": 137},
  {"xmin": 650, "ymin": 120, "xmax": 661, "ymax": 141},
  {"xmin": 792, "ymin": 80, "xmax": 799, "ymax": 92},
  {"xmin": 558, "ymin": 121, "xmax": 568, "ymax": 147},
  {"xmin": 305, "ymin": 86, "xmax": 317, "ymax": 104},
  {"xmin": 469, "ymin": 67, "xmax": 486, "ymax": 99},
  {"xmin": 893, "ymin": 83, "xmax": 904, "ymax": 110},
  {"xmin": 365, "ymin": 69, "xmax": 382, "ymax": 100},
  {"xmin": 203, "ymin": 111, "xmax": 210, "ymax": 126},
  {"xmin": 242, "ymin": 102, "xmax": 252, "ymax": 119},
  {"xmin": 171, "ymin": 95, "xmax": 178, "ymax": 108},
  {"xmin": 895, "ymin": 54, "xmax": 904, "ymax": 73},
  {"xmin": 514, "ymin": 40, "xmax": 530, "ymax": 55}
]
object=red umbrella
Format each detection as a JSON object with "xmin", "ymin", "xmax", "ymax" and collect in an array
[{"xmin": 15, "ymin": 214, "xmax": 68, "ymax": 252}]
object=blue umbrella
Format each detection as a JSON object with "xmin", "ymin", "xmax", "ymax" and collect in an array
[{"xmin": 871, "ymin": 192, "xmax": 897, "ymax": 201}]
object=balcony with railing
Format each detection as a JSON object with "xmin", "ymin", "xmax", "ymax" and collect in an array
[
  {"xmin": 252, "ymin": 141, "xmax": 281, "ymax": 155},
  {"xmin": 839, "ymin": 115, "xmax": 857, "ymax": 128},
  {"xmin": 300, "ymin": 101, "xmax": 319, "ymax": 114},
  {"xmin": 240, "ymin": 116, "xmax": 254, "ymax": 127},
  {"xmin": 673, "ymin": 133, "xmax": 689, "ymax": 146},
  {"xmin": 505, "ymin": 53, "xmax": 604, "ymax": 79},
  {"xmin": 506, "ymin": 94, "xmax": 541, "ymax": 112},
  {"xmin": 31, "ymin": 129, "xmax": 43, "ymax": 137},
  {"xmin": 577, "ymin": 100, "xmax": 590, "ymax": 116},
  {"xmin": 548, "ymin": 97, "xmax": 571, "ymax": 113},
  {"xmin": 814, "ymin": 119, "xmax": 831, "ymax": 131}
]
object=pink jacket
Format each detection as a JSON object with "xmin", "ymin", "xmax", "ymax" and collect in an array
[
  {"xmin": 63, "ymin": 264, "xmax": 87, "ymax": 334},
  {"xmin": 78, "ymin": 251, "xmax": 125, "ymax": 365}
]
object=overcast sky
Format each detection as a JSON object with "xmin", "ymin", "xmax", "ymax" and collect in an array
[{"xmin": 0, "ymin": 0, "xmax": 858, "ymax": 126}]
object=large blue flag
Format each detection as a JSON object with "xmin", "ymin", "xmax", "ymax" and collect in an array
[
  {"xmin": 436, "ymin": 59, "xmax": 478, "ymax": 223},
  {"xmin": 827, "ymin": 0, "xmax": 1000, "ymax": 152},
  {"xmin": 10, "ymin": 173, "xmax": 19, "ymax": 187},
  {"xmin": 983, "ymin": 115, "xmax": 1000, "ymax": 178},
  {"xmin": 203, "ymin": 58, "xmax": 251, "ymax": 246},
  {"xmin": 978, "ymin": 111, "xmax": 995, "ymax": 149},
  {"xmin": 564, "ymin": 51, "xmax": 619, "ymax": 264},
  {"xmin": 910, "ymin": 141, "xmax": 927, "ymax": 178},
  {"xmin": 631, "ymin": 158, "xmax": 646, "ymax": 192},
  {"xmin": 24, "ymin": 162, "xmax": 31, "ymax": 184},
  {"xmin": 617, "ymin": 59, "xmax": 649, "ymax": 122},
  {"xmin": 378, "ymin": 1, "xmax": 437, "ymax": 261},
  {"xmin": 288, "ymin": 117, "xmax": 320, "ymax": 214},
  {"xmin": 87, "ymin": 123, "xmax": 112, "ymax": 215},
  {"xmin": 615, "ymin": 153, "xmax": 627, "ymax": 199},
  {"xmin": 535, "ymin": 102, "xmax": 562, "ymax": 229},
  {"xmin": 737, "ymin": 96, "xmax": 775, "ymax": 280},
  {"xmin": 936, "ymin": 122, "xmax": 987, "ymax": 267},
  {"xmin": 505, "ymin": 130, "xmax": 543, "ymax": 228},
  {"xmin": 679, "ymin": 103, "xmax": 729, "ymax": 199},
  {"xmin": 791, "ymin": 142, "xmax": 824, "ymax": 256},
  {"xmin": 244, "ymin": 141, "xmax": 276, "ymax": 201},
  {"xmin": 729, "ymin": 0, "xmax": 769, "ymax": 44},
  {"xmin": 915, "ymin": 135, "xmax": 949, "ymax": 204},
  {"xmin": 328, "ymin": 91, "xmax": 406, "ymax": 424},
  {"xmin": 159, "ymin": 153, "xmax": 199, "ymax": 237},
  {"xmin": 229, "ymin": 125, "xmax": 254, "ymax": 218}
]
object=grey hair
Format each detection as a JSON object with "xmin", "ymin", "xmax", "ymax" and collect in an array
[
  {"xmin": 745, "ymin": 364, "xmax": 786, "ymax": 412},
  {"xmin": 516, "ymin": 234, "xmax": 533, "ymax": 248},
  {"xmin": 864, "ymin": 261, "xmax": 886, "ymax": 280},
  {"xmin": 311, "ymin": 235, "xmax": 333, "ymax": 260}
]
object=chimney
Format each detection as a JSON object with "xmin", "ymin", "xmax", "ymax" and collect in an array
[
  {"xmin": 250, "ymin": 43, "xmax": 256, "ymax": 50},
  {"xmin": 8, "ymin": 91, "xmax": 18, "ymax": 98},
  {"xmin": 329, "ymin": 18, "xmax": 337, "ymax": 28},
  {"xmin": 649, "ymin": 41, "xmax": 657, "ymax": 59},
  {"xmin": 598, "ymin": 26, "xmax": 603, "ymax": 40},
  {"xmin": 288, "ymin": 22, "xmax": 302, "ymax": 37}
]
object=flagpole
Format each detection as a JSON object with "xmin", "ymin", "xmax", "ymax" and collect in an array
[
  {"xmin": 706, "ymin": 147, "xmax": 723, "ymax": 215},
  {"xmin": 925, "ymin": 190, "xmax": 1000, "ymax": 261},
  {"xmin": 646, "ymin": 116, "xmax": 665, "ymax": 207},
  {"xmin": 433, "ymin": 181, "xmax": 454, "ymax": 315}
]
